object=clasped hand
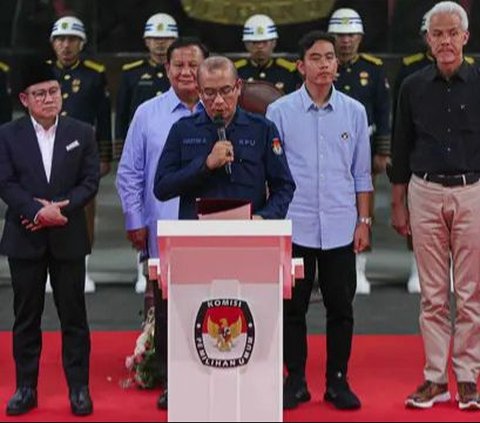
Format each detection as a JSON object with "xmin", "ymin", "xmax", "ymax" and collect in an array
[{"xmin": 21, "ymin": 198, "xmax": 70, "ymax": 232}]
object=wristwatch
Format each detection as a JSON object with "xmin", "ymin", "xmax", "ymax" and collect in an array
[{"xmin": 357, "ymin": 216, "xmax": 372, "ymax": 227}]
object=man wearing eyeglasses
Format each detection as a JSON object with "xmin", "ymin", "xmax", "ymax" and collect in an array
[
  {"xmin": 0, "ymin": 59, "xmax": 99, "ymax": 416},
  {"xmin": 116, "ymin": 37, "xmax": 209, "ymax": 411},
  {"xmin": 154, "ymin": 55, "xmax": 295, "ymax": 221}
]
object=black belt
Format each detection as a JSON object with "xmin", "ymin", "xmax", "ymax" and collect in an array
[{"xmin": 414, "ymin": 172, "xmax": 480, "ymax": 187}]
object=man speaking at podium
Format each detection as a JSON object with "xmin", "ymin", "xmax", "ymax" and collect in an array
[
  {"xmin": 154, "ymin": 56, "xmax": 295, "ymax": 221},
  {"xmin": 153, "ymin": 56, "xmax": 295, "ymax": 408}
]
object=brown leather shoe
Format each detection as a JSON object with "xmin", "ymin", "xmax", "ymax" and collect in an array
[
  {"xmin": 456, "ymin": 382, "xmax": 480, "ymax": 411},
  {"xmin": 405, "ymin": 381, "xmax": 450, "ymax": 409}
]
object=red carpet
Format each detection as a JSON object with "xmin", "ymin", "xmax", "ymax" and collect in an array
[{"xmin": 1, "ymin": 332, "xmax": 479, "ymax": 422}]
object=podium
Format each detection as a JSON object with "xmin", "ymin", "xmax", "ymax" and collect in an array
[{"xmin": 149, "ymin": 220, "xmax": 302, "ymax": 422}]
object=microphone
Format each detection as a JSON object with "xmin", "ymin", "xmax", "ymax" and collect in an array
[{"xmin": 213, "ymin": 115, "xmax": 232, "ymax": 175}]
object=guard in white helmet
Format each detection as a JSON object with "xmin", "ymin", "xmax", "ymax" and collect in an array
[
  {"xmin": 115, "ymin": 13, "xmax": 179, "ymax": 297},
  {"xmin": 328, "ymin": 8, "xmax": 391, "ymax": 295},
  {"xmin": 235, "ymin": 14, "xmax": 299, "ymax": 94},
  {"xmin": 48, "ymin": 16, "xmax": 113, "ymax": 294}
]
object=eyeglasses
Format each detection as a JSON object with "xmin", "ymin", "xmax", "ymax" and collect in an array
[
  {"xmin": 201, "ymin": 84, "xmax": 237, "ymax": 100},
  {"xmin": 28, "ymin": 86, "xmax": 61, "ymax": 102}
]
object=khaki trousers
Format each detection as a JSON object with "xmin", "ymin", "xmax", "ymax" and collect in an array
[{"xmin": 408, "ymin": 175, "xmax": 480, "ymax": 384}]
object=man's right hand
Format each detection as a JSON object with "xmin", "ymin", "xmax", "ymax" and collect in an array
[
  {"xmin": 391, "ymin": 202, "xmax": 411, "ymax": 237},
  {"xmin": 35, "ymin": 199, "xmax": 70, "ymax": 228},
  {"xmin": 127, "ymin": 227, "xmax": 148, "ymax": 251},
  {"xmin": 206, "ymin": 141, "xmax": 234, "ymax": 170}
]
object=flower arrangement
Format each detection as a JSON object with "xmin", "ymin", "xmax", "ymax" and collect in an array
[{"xmin": 123, "ymin": 307, "xmax": 163, "ymax": 389}]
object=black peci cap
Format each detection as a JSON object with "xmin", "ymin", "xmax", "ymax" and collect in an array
[{"xmin": 18, "ymin": 58, "xmax": 57, "ymax": 93}]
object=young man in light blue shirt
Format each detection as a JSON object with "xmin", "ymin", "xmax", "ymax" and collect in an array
[{"xmin": 267, "ymin": 31, "xmax": 373, "ymax": 411}]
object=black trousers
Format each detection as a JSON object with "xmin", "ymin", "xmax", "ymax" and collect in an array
[
  {"xmin": 8, "ymin": 254, "xmax": 90, "ymax": 389},
  {"xmin": 284, "ymin": 243, "xmax": 356, "ymax": 386},
  {"xmin": 152, "ymin": 280, "xmax": 168, "ymax": 384}
]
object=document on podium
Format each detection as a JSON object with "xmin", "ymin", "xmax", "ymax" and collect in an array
[{"xmin": 196, "ymin": 198, "xmax": 252, "ymax": 220}]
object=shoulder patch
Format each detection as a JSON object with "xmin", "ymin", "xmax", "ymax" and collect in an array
[
  {"xmin": 360, "ymin": 53, "xmax": 383, "ymax": 66},
  {"xmin": 122, "ymin": 59, "xmax": 145, "ymax": 71},
  {"xmin": 83, "ymin": 59, "xmax": 105, "ymax": 73},
  {"xmin": 234, "ymin": 59, "xmax": 248, "ymax": 69},
  {"xmin": 465, "ymin": 56, "xmax": 475, "ymax": 65},
  {"xmin": 275, "ymin": 58, "xmax": 297, "ymax": 72},
  {"xmin": 0, "ymin": 61, "xmax": 9, "ymax": 73},
  {"xmin": 402, "ymin": 52, "xmax": 425, "ymax": 66}
]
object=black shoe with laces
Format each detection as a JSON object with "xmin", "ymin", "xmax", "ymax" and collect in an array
[
  {"xmin": 324, "ymin": 382, "xmax": 361, "ymax": 410},
  {"xmin": 157, "ymin": 389, "xmax": 168, "ymax": 410},
  {"xmin": 283, "ymin": 376, "xmax": 311, "ymax": 410}
]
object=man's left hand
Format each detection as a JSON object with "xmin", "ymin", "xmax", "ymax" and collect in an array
[
  {"xmin": 353, "ymin": 223, "xmax": 370, "ymax": 253},
  {"xmin": 373, "ymin": 154, "xmax": 391, "ymax": 175},
  {"xmin": 100, "ymin": 162, "xmax": 111, "ymax": 177}
]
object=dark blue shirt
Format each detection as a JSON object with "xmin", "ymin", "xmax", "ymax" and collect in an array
[{"xmin": 154, "ymin": 108, "xmax": 295, "ymax": 219}]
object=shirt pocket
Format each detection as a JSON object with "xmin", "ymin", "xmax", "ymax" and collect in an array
[{"xmin": 231, "ymin": 146, "xmax": 262, "ymax": 187}]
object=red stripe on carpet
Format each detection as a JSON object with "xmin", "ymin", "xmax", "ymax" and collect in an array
[{"xmin": 0, "ymin": 332, "xmax": 478, "ymax": 422}]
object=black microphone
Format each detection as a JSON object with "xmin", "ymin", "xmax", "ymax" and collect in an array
[{"xmin": 213, "ymin": 115, "xmax": 232, "ymax": 175}]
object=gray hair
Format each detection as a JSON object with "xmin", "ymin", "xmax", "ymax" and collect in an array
[
  {"xmin": 197, "ymin": 56, "xmax": 238, "ymax": 85},
  {"xmin": 426, "ymin": 1, "xmax": 469, "ymax": 32}
]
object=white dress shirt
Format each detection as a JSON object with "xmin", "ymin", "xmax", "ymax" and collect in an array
[{"xmin": 31, "ymin": 116, "xmax": 58, "ymax": 182}]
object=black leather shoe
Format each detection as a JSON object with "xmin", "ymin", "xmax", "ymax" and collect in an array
[
  {"xmin": 6, "ymin": 387, "xmax": 38, "ymax": 416},
  {"xmin": 69, "ymin": 386, "xmax": 93, "ymax": 416},
  {"xmin": 157, "ymin": 389, "xmax": 168, "ymax": 410},
  {"xmin": 324, "ymin": 383, "xmax": 361, "ymax": 410},
  {"xmin": 283, "ymin": 377, "xmax": 311, "ymax": 410}
]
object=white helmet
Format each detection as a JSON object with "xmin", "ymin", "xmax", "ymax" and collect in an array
[
  {"xmin": 242, "ymin": 14, "xmax": 278, "ymax": 42},
  {"xmin": 328, "ymin": 8, "xmax": 364, "ymax": 35},
  {"xmin": 50, "ymin": 16, "xmax": 87, "ymax": 42},
  {"xmin": 143, "ymin": 13, "xmax": 178, "ymax": 38}
]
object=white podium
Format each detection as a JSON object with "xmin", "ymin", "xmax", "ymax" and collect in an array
[{"xmin": 149, "ymin": 220, "xmax": 302, "ymax": 422}]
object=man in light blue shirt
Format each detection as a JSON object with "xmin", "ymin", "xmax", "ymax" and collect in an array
[
  {"xmin": 267, "ymin": 31, "xmax": 373, "ymax": 411},
  {"xmin": 116, "ymin": 37, "xmax": 208, "ymax": 410}
]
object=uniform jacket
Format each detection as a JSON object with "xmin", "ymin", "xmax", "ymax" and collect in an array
[
  {"xmin": 50, "ymin": 59, "xmax": 112, "ymax": 162},
  {"xmin": 115, "ymin": 59, "xmax": 171, "ymax": 140},
  {"xmin": 154, "ymin": 108, "xmax": 295, "ymax": 219},
  {"xmin": 335, "ymin": 53, "xmax": 391, "ymax": 156},
  {"xmin": 0, "ymin": 116, "xmax": 100, "ymax": 259},
  {"xmin": 235, "ymin": 58, "xmax": 301, "ymax": 94},
  {"xmin": 0, "ymin": 61, "xmax": 12, "ymax": 124}
]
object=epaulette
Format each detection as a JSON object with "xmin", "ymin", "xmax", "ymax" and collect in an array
[
  {"xmin": 234, "ymin": 59, "xmax": 248, "ymax": 69},
  {"xmin": 402, "ymin": 53, "xmax": 425, "ymax": 66},
  {"xmin": 465, "ymin": 56, "xmax": 475, "ymax": 65},
  {"xmin": 275, "ymin": 57, "xmax": 297, "ymax": 72},
  {"xmin": 0, "ymin": 61, "xmax": 10, "ymax": 73},
  {"xmin": 122, "ymin": 59, "xmax": 145, "ymax": 71},
  {"xmin": 360, "ymin": 53, "xmax": 383, "ymax": 66},
  {"xmin": 83, "ymin": 59, "xmax": 105, "ymax": 73}
]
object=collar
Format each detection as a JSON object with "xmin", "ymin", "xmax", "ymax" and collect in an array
[
  {"xmin": 30, "ymin": 115, "xmax": 59, "ymax": 133},
  {"xmin": 339, "ymin": 54, "xmax": 360, "ymax": 67},
  {"xmin": 427, "ymin": 60, "xmax": 470, "ymax": 82},
  {"xmin": 249, "ymin": 58, "xmax": 274, "ymax": 69},
  {"xmin": 299, "ymin": 84, "xmax": 336, "ymax": 112},
  {"xmin": 194, "ymin": 108, "xmax": 250, "ymax": 127},
  {"xmin": 55, "ymin": 59, "xmax": 81, "ymax": 70},
  {"xmin": 165, "ymin": 87, "xmax": 203, "ymax": 113},
  {"xmin": 148, "ymin": 59, "xmax": 165, "ymax": 69}
]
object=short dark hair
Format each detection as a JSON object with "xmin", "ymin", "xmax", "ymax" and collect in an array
[
  {"xmin": 298, "ymin": 31, "xmax": 336, "ymax": 60},
  {"xmin": 166, "ymin": 36, "xmax": 209, "ymax": 63}
]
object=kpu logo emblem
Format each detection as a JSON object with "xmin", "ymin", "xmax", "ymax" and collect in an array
[{"xmin": 194, "ymin": 299, "xmax": 255, "ymax": 368}]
